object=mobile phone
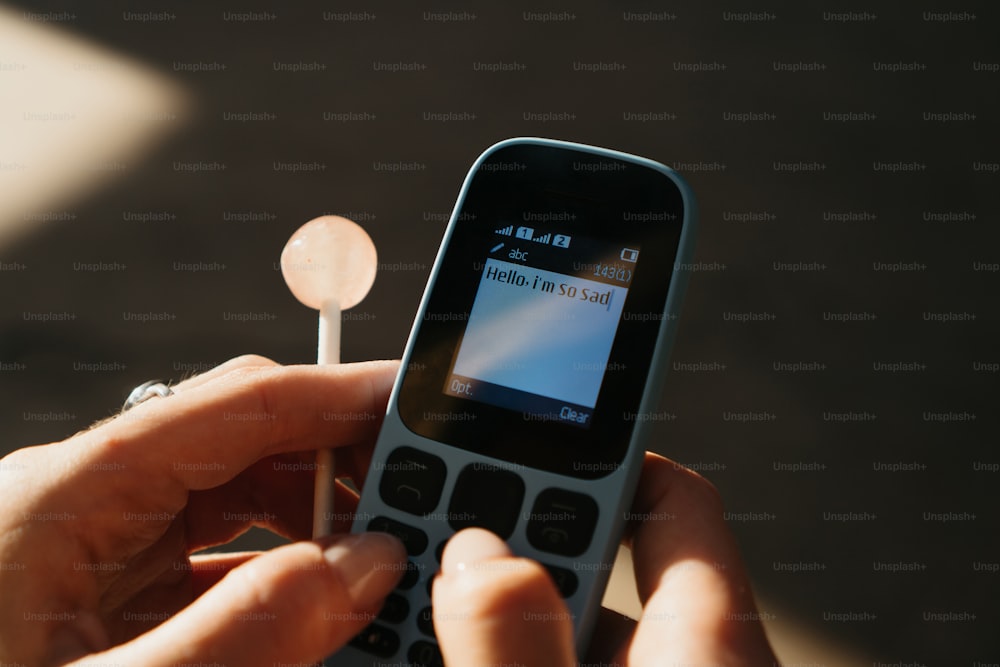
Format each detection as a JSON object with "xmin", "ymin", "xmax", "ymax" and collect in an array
[{"xmin": 327, "ymin": 137, "xmax": 696, "ymax": 666}]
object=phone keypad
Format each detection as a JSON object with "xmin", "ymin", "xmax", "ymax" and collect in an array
[
  {"xmin": 379, "ymin": 446, "xmax": 447, "ymax": 516},
  {"xmin": 398, "ymin": 561, "xmax": 420, "ymax": 590},
  {"xmin": 526, "ymin": 488, "xmax": 599, "ymax": 557},
  {"xmin": 447, "ymin": 464, "xmax": 525, "ymax": 539},
  {"xmin": 541, "ymin": 563, "xmax": 579, "ymax": 598},
  {"xmin": 348, "ymin": 447, "xmax": 603, "ymax": 665},
  {"xmin": 416, "ymin": 606, "xmax": 435, "ymax": 636},
  {"xmin": 349, "ymin": 623, "xmax": 399, "ymax": 658},
  {"xmin": 367, "ymin": 516, "xmax": 428, "ymax": 555},
  {"xmin": 407, "ymin": 640, "xmax": 444, "ymax": 667},
  {"xmin": 377, "ymin": 593, "xmax": 409, "ymax": 624}
]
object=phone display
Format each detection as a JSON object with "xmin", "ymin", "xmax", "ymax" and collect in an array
[
  {"xmin": 444, "ymin": 233, "xmax": 632, "ymax": 425},
  {"xmin": 327, "ymin": 138, "xmax": 696, "ymax": 666}
]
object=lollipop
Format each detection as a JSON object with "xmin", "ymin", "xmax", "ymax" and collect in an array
[{"xmin": 280, "ymin": 215, "xmax": 377, "ymax": 537}]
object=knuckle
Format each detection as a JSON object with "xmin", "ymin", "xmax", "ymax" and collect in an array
[{"xmin": 226, "ymin": 354, "xmax": 279, "ymax": 370}]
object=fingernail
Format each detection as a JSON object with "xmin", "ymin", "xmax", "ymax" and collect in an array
[
  {"xmin": 441, "ymin": 527, "xmax": 512, "ymax": 577},
  {"xmin": 323, "ymin": 532, "xmax": 407, "ymax": 608}
]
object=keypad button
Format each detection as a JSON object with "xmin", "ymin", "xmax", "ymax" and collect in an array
[
  {"xmin": 398, "ymin": 560, "xmax": 420, "ymax": 590},
  {"xmin": 448, "ymin": 464, "xmax": 525, "ymax": 539},
  {"xmin": 349, "ymin": 623, "xmax": 399, "ymax": 658},
  {"xmin": 416, "ymin": 605, "xmax": 435, "ymax": 636},
  {"xmin": 526, "ymin": 488, "xmax": 599, "ymax": 557},
  {"xmin": 378, "ymin": 446, "xmax": 447, "ymax": 516},
  {"xmin": 408, "ymin": 640, "xmax": 444, "ymax": 667},
  {"xmin": 377, "ymin": 593, "xmax": 409, "ymax": 624},
  {"xmin": 434, "ymin": 539, "xmax": 447, "ymax": 563},
  {"xmin": 541, "ymin": 563, "xmax": 579, "ymax": 598},
  {"xmin": 367, "ymin": 516, "xmax": 429, "ymax": 556}
]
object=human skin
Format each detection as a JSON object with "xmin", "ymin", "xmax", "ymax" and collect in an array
[{"xmin": 0, "ymin": 355, "xmax": 777, "ymax": 666}]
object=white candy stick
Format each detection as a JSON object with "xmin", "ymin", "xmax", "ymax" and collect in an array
[
  {"xmin": 318, "ymin": 299, "xmax": 341, "ymax": 366},
  {"xmin": 280, "ymin": 216, "xmax": 378, "ymax": 539},
  {"xmin": 313, "ymin": 299, "xmax": 341, "ymax": 537}
]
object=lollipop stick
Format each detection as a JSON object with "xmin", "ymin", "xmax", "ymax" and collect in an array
[
  {"xmin": 313, "ymin": 299, "xmax": 341, "ymax": 537},
  {"xmin": 312, "ymin": 449, "xmax": 336, "ymax": 537},
  {"xmin": 318, "ymin": 299, "xmax": 341, "ymax": 365},
  {"xmin": 280, "ymin": 215, "xmax": 377, "ymax": 539}
]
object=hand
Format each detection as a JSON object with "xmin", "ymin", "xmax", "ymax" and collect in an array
[
  {"xmin": 0, "ymin": 356, "xmax": 407, "ymax": 666},
  {"xmin": 1, "ymin": 355, "xmax": 778, "ymax": 666},
  {"xmin": 433, "ymin": 453, "xmax": 779, "ymax": 666}
]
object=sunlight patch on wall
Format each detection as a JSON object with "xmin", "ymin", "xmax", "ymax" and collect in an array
[{"xmin": 0, "ymin": 4, "xmax": 190, "ymax": 248}]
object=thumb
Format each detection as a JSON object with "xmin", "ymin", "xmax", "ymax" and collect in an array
[
  {"xmin": 432, "ymin": 528, "xmax": 575, "ymax": 667},
  {"xmin": 75, "ymin": 533, "xmax": 406, "ymax": 667}
]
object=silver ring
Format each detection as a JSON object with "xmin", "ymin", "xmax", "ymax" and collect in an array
[{"xmin": 123, "ymin": 380, "xmax": 174, "ymax": 411}]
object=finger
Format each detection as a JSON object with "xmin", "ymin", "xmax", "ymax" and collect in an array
[
  {"xmin": 184, "ymin": 469, "xmax": 361, "ymax": 550},
  {"xmin": 433, "ymin": 528, "xmax": 575, "ymax": 667},
  {"xmin": 99, "ymin": 514, "xmax": 188, "ymax": 616},
  {"xmin": 75, "ymin": 356, "xmax": 281, "ymax": 437},
  {"xmin": 88, "ymin": 360, "xmax": 399, "ymax": 488},
  {"xmin": 68, "ymin": 533, "xmax": 407, "ymax": 667},
  {"xmin": 189, "ymin": 552, "xmax": 259, "ymax": 595},
  {"xmin": 585, "ymin": 608, "xmax": 637, "ymax": 666},
  {"xmin": 91, "ymin": 472, "xmax": 362, "ymax": 636},
  {"xmin": 185, "ymin": 453, "xmax": 322, "ymax": 544},
  {"xmin": 105, "ymin": 552, "xmax": 264, "ymax": 645},
  {"xmin": 169, "ymin": 354, "xmax": 279, "ymax": 391},
  {"xmin": 624, "ymin": 452, "xmax": 776, "ymax": 666},
  {"xmin": 168, "ymin": 358, "xmax": 371, "ymax": 546},
  {"xmin": 49, "ymin": 362, "xmax": 396, "ymax": 553},
  {"xmin": 143, "ymin": 355, "xmax": 376, "ymax": 507}
]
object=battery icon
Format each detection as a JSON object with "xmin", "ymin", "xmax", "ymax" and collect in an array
[{"xmin": 620, "ymin": 248, "xmax": 639, "ymax": 262}]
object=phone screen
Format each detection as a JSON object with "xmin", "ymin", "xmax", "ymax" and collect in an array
[
  {"xmin": 395, "ymin": 141, "xmax": 687, "ymax": 478},
  {"xmin": 444, "ymin": 230, "xmax": 638, "ymax": 427}
]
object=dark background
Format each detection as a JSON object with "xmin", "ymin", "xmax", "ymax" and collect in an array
[{"xmin": 1, "ymin": 2, "xmax": 996, "ymax": 665}]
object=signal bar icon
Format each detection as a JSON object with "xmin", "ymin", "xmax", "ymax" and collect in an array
[{"xmin": 494, "ymin": 225, "xmax": 570, "ymax": 248}]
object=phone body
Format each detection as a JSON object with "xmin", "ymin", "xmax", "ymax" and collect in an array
[{"xmin": 327, "ymin": 137, "xmax": 696, "ymax": 666}]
